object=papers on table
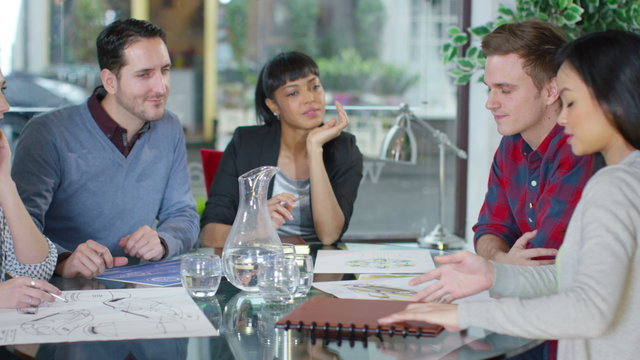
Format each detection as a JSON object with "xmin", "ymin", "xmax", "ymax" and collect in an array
[
  {"xmin": 95, "ymin": 259, "xmax": 181, "ymax": 286},
  {"xmin": 313, "ymin": 249, "xmax": 435, "ymax": 274},
  {"xmin": 0, "ymin": 287, "xmax": 217, "ymax": 346},
  {"xmin": 313, "ymin": 276, "xmax": 490, "ymax": 303}
]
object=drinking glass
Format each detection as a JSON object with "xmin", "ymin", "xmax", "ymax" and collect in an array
[
  {"xmin": 292, "ymin": 254, "xmax": 313, "ymax": 298},
  {"xmin": 281, "ymin": 243, "xmax": 296, "ymax": 255},
  {"xmin": 181, "ymin": 254, "xmax": 222, "ymax": 298},
  {"xmin": 258, "ymin": 254, "xmax": 299, "ymax": 303}
]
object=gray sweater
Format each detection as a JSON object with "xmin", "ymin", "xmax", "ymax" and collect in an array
[
  {"xmin": 11, "ymin": 102, "xmax": 199, "ymax": 260},
  {"xmin": 458, "ymin": 150, "xmax": 640, "ymax": 359}
]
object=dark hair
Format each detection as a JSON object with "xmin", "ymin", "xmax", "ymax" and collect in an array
[
  {"xmin": 96, "ymin": 18, "xmax": 166, "ymax": 76},
  {"xmin": 482, "ymin": 20, "xmax": 566, "ymax": 90},
  {"xmin": 556, "ymin": 30, "xmax": 640, "ymax": 150},
  {"xmin": 255, "ymin": 51, "xmax": 320, "ymax": 125}
]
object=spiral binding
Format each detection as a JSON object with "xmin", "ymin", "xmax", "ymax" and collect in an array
[{"xmin": 280, "ymin": 319, "xmax": 424, "ymax": 339}]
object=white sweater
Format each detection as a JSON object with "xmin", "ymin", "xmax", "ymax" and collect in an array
[{"xmin": 458, "ymin": 150, "xmax": 640, "ymax": 360}]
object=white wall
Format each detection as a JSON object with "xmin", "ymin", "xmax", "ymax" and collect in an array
[{"xmin": 465, "ymin": 0, "xmax": 515, "ymax": 243}]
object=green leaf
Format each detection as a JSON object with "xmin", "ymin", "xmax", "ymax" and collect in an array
[
  {"xmin": 451, "ymin": 33, "xmax": 469, "ymax": 46},
  {"xmin": 456, "ymin": 58, "xmax": 475, "ymax": 70},
  {"xmin": 567, "ymin": 4, "xmax": 584, "ymax": 15},
  {"xmin": 605, "ymin": 0, "xmax": 618, "ymax": 5},
  {"xmin": 555, "ymin": 0, "xmax": 569, "ymax": 9},
  {"xmin": 455, "ymin": 73, "xmax": 473, "ymax": 85},
  {"xmin": 539, "ymin": 13, "xmax": 550, "ymax": 21},
  {"xmin": 466, "ymin": 46, "xmax": 478, "ymax": 59},
  {"xmin": 445, "ymin": 47, "xmax": 458, "ymax": 63},
  {"xmin": 469, "ymin": 25, "xmax": 491, "ymax": 37},
  {"xmin": 448, "ymin": 27, "xmax": 461, "ymax": 36},
  {"xmin": 448, "ymin": 69, "xmax": 465, "ymax": 77},
  {"xmin": 442, "ymin": 43, "xmax": 452, "ymax": 52},
  {"xmin": 614, "ymin": 8, "xmax": 629, "ymax": 22},
  {"xmin": 562, "ymin": 11, "xmax": 582, "ymax": 24},
  {"xmin": 497, "ymin": 7, "xmax": 515, "ymax": 17}
]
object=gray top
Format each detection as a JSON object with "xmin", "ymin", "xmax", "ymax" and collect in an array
[
  {"xmin": 11, "ymin": 102, "xmax": 199, "ymax": 260},
  {"xmin": 458, "ymin": 150, "xmax": 640, "ymax": 360},
  {"xmin": 272, "ymin": 172, "xmax": 314, "ymax": 237},
  {"xmin": 0, "ymin": 207, "xmax": 57, "ymax": 281}
]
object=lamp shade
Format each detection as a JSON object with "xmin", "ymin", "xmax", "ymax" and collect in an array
[{"xmin": 379, "ymin": 112, "xmax": 417, "ymax": 164}]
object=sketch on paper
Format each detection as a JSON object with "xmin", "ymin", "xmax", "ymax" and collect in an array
[
  {"xmin": 313, "ymin": 250, "xmax": 435, "ymax": 274},
  {"xmin": 345, "ymin": 258, "xmax": 416, "ymax": 270},
  {"xmin": 313, "ymin": 277, "xmax": 492, "ymax": 303},
  {"xmin": 344, "ymin": 283, "xmax": 416, "ymax": 300},
  {"xmin": 0, "ymin": 287, "xmax": 217, "ymax": 346}
]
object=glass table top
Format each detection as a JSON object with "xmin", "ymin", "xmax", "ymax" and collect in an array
[{"xmin": 12, "ymin": 243, "xmax": 541, "ymax": 360}]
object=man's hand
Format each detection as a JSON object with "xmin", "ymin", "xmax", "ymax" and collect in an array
[
  {"xmin": 56, "ymin": 240, "xmax": 128, "ymax": 279},
  {"xmin": 494, "ymin": 230, "xmax": 557, "ymax": 265},
  {"xmin": 378, "ymin": 303, "xmax": 461, "ymax": 332},
  {"xmin": 409, "ymin": 250, "xmax": 495, "ymax": 303},
  {"xmin": 118, "ymin": 225, "xmax": 165, "ymax": 261}
]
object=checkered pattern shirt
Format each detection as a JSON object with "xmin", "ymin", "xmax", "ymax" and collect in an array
[
  {"xmin": 473, "ymin": 124, "xmax": 597, "ymax": 251},
  {"xmin": 0, "ymin": 207, "xmax": 57, "ymax": 282}
]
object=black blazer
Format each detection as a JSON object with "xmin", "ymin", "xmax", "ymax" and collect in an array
[{"xmin": 200, "ymin": 122, "xmax": 363, "ymax": 238}]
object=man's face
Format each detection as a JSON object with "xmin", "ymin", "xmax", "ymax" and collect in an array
[
  {"xmin": 484, "ymin": 53, "xmax": 550, "ymax": 139},
  {"xmin": 110, "ymin": 37, "xmax": 171, "ymax": 124}
]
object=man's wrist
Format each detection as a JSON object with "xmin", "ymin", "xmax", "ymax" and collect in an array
[
  {"xmin": 159, "ymin": 237, "xmax": 168, "ymax": 260},
  {"xmin": 54, "ymin": 252, "xmax": 72, "ymax": 276}
]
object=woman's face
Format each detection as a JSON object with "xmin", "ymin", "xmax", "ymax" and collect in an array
[
  {"xmin": 0, "ymin": 68, "xmax": 9, "ymax": 120},
  {"xmin": 556, "ymin": 62, "xmax": 622, "ymax": 160},
  {"xmin": 265, "ymin": 73, "xmax": 326, "ymax": 131}
]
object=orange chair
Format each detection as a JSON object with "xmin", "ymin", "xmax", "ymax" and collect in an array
[{"xmin": 200, "ymin": 148, "xmax": 224, "ymax": 197}]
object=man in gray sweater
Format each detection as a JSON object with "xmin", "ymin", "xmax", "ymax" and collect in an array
[{"xmin": 12, "ymin": 19, "xmax": 198, "ymax": 279}]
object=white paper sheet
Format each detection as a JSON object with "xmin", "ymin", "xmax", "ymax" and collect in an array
[
  {"xmin": 0, "ymin": 287, "xmax": 217, "ymax": 346},
  {"xmin": 313, "ymin": 249, "xmax": 436, "ymax": 274},
  {"xmin": 313, "ymin": 276, "xmax": 490, "ymax": 303}
]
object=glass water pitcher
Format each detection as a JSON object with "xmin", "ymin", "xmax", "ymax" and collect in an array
[{"xmin": 222, "ymin": 166, "xmax": 283, "ymax": 292}]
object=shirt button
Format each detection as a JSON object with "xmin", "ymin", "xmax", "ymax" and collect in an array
[
  {"xmin": 531, "ymin": 180, "xmax": 538, "ymax": 187},
  {"xmin": 528, "ymin": 218, "xmax": 533, "ymax": 223},
  {"xmin": 529, "ymin": 203, "xmax": 533, "ymax": 208}
]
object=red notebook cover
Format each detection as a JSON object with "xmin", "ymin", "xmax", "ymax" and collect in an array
[{"xmin": 275, "ymin": 297, "xmax": 444, "ymax": 338}]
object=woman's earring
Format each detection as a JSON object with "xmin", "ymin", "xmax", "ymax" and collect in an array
[{"xmin": 273, "ymin": 112, "xmax": 280, "ymax": 119}]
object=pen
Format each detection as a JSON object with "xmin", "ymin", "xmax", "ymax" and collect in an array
[{"xmin": 6, "ymin": 272, "xmax": 68, "ymax": 303}]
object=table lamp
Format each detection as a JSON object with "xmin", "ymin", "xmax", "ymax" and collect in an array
[{"xmin": 379, "ymin": 104, "xmax": 468, "ymax": 250}]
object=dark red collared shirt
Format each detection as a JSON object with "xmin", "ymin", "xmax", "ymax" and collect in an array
[
  {"xmin": 473, "ymin": 124, "xmax": 597, "ymax": 251},
  {"xmin": 88, "ymin": 86, "xmax": 150, "ymax": 157}
]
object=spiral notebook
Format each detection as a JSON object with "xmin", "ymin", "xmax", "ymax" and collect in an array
[{"xmin": 275, "ymin": 297, "xmax": 444, "ymax": 338}]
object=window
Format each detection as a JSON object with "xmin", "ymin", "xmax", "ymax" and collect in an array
[{"xmin": 1, "ymin": 0, "xmax": 463, "ymax": 239}]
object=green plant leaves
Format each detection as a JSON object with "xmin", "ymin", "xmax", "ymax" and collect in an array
[
  {"xmin": 469, "ymin": 25, "xmax": 491, "ymax": 37},
  {"xmin": 452, "ymin": 33, "xmax": 470, "ymax": 45},
  {"xmin": 441, "ymin": 0, "xmax": 640, "ymax": 85}
]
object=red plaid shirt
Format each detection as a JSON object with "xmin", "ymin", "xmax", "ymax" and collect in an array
[{"xmin": 473, "ymin": 124, "xmax": 597, "ymax": 250}]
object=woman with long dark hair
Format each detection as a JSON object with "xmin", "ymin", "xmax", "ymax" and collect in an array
[{"xmin": 201, "ymin": 51, "xmax": 363, "ymax": 247}]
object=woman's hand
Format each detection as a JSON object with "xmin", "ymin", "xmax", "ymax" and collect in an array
[
  {"xmin": 378, "ymin": 303, "xmax": 461, "ymax": 332},
  {"xmin": 267, "ymin": 193, "xmax": 300, "ymax": 229},
  {"xmin": 409, "ymin": 250, "xmax": 496, "ymax": 303},
  {"xmin": 306, "ymin": 100, "xmax": 349, "ymax": 150},
  {"xmin": 0, "ymin": 276, "xmax": 62, "ymax": 309}
]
